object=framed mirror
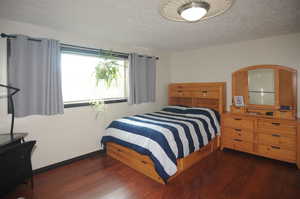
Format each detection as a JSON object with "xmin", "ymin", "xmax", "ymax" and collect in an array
[
  {"xmin": 232, "ymin": 65, "xmax": 297, "ymax": 119},
  {"xmin": 248, "ymin": 69, "xmax": 275, "ymax": 105}
]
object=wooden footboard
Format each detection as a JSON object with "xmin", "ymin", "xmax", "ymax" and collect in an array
[{"xmin": 106, "ymin": 136, "xmax": 220, "ymax": 184}]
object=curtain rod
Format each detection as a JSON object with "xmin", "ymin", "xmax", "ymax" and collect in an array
[{"xmin": 1, "ymin": 33, "xmax": 159, "ymax": 60}]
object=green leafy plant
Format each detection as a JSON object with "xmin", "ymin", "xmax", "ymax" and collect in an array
[
  {"xmin": 94, "ymin": 55, "xmax": 120, "ymax": 88},
  {"xmin": 90, "ymin": 51, "xmax": 120, "ymax": 117}
]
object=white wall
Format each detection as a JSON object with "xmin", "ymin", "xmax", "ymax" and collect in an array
[
  {"xmin": 169, "ymin": 33, "xmax": 300, "ymax": 114},
  {"xmin": 0, "ymin": 18, "xmax": 171, "ymax": 169}
]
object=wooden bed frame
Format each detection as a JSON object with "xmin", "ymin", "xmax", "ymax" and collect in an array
[{"xmin": 106, "ymin": 82, "xmax": 226, "ymax": 184}]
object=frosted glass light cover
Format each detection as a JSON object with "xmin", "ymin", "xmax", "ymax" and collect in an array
[{"xmin": 180, "ymin": 7, "xmax": 207, "ymax": 21}]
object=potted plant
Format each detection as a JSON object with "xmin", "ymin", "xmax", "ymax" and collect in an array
[
  {"xmin": 94, "ymin": 56, "xmax": 120, "ymax": 88},
  {"xmin": 90, "ymin": 52, "xmax": 120, "ymax": 115}
]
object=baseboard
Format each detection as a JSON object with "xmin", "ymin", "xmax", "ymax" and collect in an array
[{"xmin": 33, "ymin": 149, "xmax": 105, "ymax": 174}]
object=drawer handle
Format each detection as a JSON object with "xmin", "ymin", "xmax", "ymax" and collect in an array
[
  {"xmin": 271, "ymin": 122, "xmax": 280, "ymax": 126},
  {"xmin": 177, "ymin": 90, "xmax": 183, "ymax": 93},
  {"xmin": 271, "ymin": 146, "xmax": 281, "ymax": 150},
  {"xmin": 202, "ymin": 91, "xmax": 208, "ymax": 93},
  {"xmin": 233, "ymin": 139, "xmax": 242, "ymax": 142},
  {"xmin": 235, "ymin": 129, "xmax": 242, "ymax": 132},
  {"xmin": 271, "ymin": 134, "xmax": 281, "ymax": 137},
  {"xmin": 141, "ymin": 160, "xmax": 147, "ymax": 164},
  {"xmin": 117, "ymin": 149, "xmax": 122, "ymax": 152},
  {"xmin": 234, "ymin": 118, "xmax": 242, "ymax": 121}
]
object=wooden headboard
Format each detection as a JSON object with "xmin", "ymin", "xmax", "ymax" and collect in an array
[{"xmin": 168, "ymin": 82, "xmax": 226, "ymax": 113}]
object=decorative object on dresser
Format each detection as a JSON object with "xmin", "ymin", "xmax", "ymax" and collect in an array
[
  {"xmin": 221, "ymin": 65, "xmax": 299, "ymax": 169},
  {"xmin": 105, "ymin": 82, "xmax": 226, "ymax": 184}
]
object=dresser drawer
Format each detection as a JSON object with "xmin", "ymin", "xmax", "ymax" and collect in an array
[
  {"xmin": 107, "ymin": 142, "xmax": 154, "ymax": 166},
  {"xmin": 223, "ymin": 127, "xmax": 253, "ymax": 142},
  {"xmin": 257, "ymin": 133, "xmax": 296, "ymax": 151},
  {"xmin": 257, "ymin": 119, "xmax": 296, "ymax": 133},
  {"xmin": 223, "ymin": 115, "xmax": 254, "ymax": 129},
  {"xmin": 169, "ymin": 84, "xmax": 191, "ymax": 90},
  {"xmin": 257, "ymin": 144, "xmax": 296, "ymax": 163},
  {"xmin": 256, "ymin": 127, "xmax": 296, "ymax": 137},
  {"xmin": 223, "ymin": 138, "xmax": 253, "ymax": 152}
]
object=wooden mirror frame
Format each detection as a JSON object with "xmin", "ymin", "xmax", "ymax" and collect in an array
[{"xmin": 232, "ymin": 65, "xmax": 297, "ymax": 119}]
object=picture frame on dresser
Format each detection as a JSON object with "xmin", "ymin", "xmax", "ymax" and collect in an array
[
  {"xmin": 234, "ymin": 96, "xmax": 245, "ymax": 107},
  {"xmin": 221, "ymin": 65, "xmax": 299, "ymax": 169}
]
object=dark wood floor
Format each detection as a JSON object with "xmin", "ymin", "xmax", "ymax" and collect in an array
[{"xmin": 3, "ymin": 149, "xmax": 300, "ymax": 199}]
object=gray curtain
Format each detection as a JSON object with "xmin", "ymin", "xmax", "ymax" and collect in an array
[
  {"xmin": 8, "ymin": 35, "xmax": 64, "ymax": 117},
  {"xmin": 129, "ymin": 53, "xmax": 156, "ymax": 104}
]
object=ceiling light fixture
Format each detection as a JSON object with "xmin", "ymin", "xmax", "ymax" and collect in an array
[
  {"xmin": 178, "ymin": 1, "xmax": 210, "ymax": 22},
  {"xmin": 159, "ymin": 0, "xmax": 234, "ymax": 23}
]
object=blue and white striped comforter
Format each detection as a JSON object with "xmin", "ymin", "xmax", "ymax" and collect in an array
[{"xmin": 101, "ymin": 106, "xmax": 220, "ymax": 182}]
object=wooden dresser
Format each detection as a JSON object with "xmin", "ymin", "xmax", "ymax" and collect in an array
[
  {"xmin": 222, "ymin": 113, "xmax": 299, "ymax": 167},
  {"xmin": 221, "ymin": 65, "xmax": 299, "ymax": 168}
]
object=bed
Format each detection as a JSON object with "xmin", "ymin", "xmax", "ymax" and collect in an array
[{"xmin": 101, "ymin": 82, "xmax": 226, "ymax": 184}]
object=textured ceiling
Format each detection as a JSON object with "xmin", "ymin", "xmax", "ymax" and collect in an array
[{"xmin": 0, "ymin": 0, "xmax": 299, "ymax": 51}]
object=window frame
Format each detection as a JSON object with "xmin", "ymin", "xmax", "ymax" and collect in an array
[{"xmin": 60, "ymin": 45, "xmax": 129, "ymax": 108}]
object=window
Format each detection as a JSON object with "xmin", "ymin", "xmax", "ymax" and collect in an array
[{"xmin": 60, "ymin": 46, "xmax": 128, "ymax": 107}]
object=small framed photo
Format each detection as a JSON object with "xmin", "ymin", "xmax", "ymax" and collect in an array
[{"xmin": 234, "ymin": 96, "xmax": 244, "ymax": 107}]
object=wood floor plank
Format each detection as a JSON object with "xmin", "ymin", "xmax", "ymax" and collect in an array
[{"xmin": 2, "ymin": 149, "xmax": 300, "ymax": 199}]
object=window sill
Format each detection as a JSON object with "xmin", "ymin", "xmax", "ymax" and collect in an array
[{"xmin": 64, "ymin": 98, "xmax": 128, "ymax": 108}]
